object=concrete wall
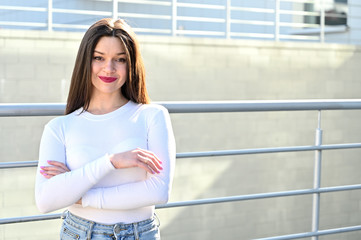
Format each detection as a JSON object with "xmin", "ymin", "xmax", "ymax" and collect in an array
[{"xmin": 0, "ymin": 29, "xmax": 361, "ymax": 239}]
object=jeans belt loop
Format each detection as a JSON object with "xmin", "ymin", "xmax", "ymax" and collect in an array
[
  {"xmin": 133, "ymin": 222, "xmax": 139, "ymax": 240},
  {"xmin": 86, "ymin": 221, "xmax": 95, "ymax": 240},
  {"xmin": 113, "ymin": 224, "xmax": 121, "ymax": 240}
]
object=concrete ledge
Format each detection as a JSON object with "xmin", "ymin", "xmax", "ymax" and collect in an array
[{"xmin": 1, "ymin": 29, "xmax": 360, "ymax": 52}]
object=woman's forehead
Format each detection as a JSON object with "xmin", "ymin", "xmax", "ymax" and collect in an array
[{"xmin": 94, "ymin": 36, "xmax": 125, "ymax": 54}]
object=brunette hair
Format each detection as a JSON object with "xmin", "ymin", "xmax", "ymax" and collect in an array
[{"xmin": 65, "ymin": 18, "xmax": 150, "ymax": 114}]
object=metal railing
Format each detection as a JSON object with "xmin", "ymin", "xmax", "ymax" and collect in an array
[
  {"xmin": 0, "ymin": 0, "xmax": 349, "ymax": 43},
  {"xmin": 1, "ymin": 99, "xmax": 361, "ymax": 239}
]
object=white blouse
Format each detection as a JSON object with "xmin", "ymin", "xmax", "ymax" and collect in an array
[{"xmin": 35, "ymin": 101, "xmax": 176, "ymax": 224}]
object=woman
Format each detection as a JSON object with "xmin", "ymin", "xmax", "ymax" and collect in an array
[{"xmin": 35, "ymin": 18, "xmax": 176, "ymax": 240}]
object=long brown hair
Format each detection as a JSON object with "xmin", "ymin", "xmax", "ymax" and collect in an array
[{"xmin": 65, "ymin": 18, "xmax": 150, "ymax": 114}]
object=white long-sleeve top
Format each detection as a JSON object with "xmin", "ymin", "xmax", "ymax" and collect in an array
[{"xmin": 35, "ymin": 101, "xmax": 176, "ymax": 224}]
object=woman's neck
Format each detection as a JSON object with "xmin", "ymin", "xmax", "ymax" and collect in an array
[{"xmin": 88, "ymin": 93, "xmax": 128, "ymax": 115}]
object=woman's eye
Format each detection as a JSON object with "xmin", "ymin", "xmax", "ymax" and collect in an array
[
  {"xmin": 117, "ymin": 58, "xmax": 126, "ymax": 63},
  {"xmin": 93, "ymin": 56, "xmax": 103, "ymax": 61}
]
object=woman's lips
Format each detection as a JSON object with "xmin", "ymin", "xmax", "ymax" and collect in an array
[{"xmin": 99, "ymin": 76, "xmax": 117, "ymax": 83}]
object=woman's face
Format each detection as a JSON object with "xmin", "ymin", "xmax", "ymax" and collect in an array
[{"xmin": 91, "ymin": 36, "xmax": 127, "ymax": 98}]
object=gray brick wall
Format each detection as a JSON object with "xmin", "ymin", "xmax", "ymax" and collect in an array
[{"xmin": 0, "ymin": 29, "xmax": 361, "ymax": 239}]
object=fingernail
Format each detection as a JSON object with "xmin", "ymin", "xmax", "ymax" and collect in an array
[
  {"xmin": 40, "ymin": 166, "xmax": 45, "ymax": 169},
  {"xmin": 40, "ymin": 170, "xmax": 44, "ymax": 173},
  {"xmin": 47, "ymin": 160, "xmax": 51, "ymax": 163}
]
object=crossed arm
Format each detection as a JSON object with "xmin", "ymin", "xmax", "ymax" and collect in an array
[
  {"xmin": 35, "ymin": 109, "xmax": 175, "ymax": 213},
  {"xmin": 39, "ymin": 148, "xmax": 163, "ymax": 205}
]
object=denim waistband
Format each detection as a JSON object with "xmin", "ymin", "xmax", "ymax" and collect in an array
[{"xmin": 62, "ymin": 210, "xmax": 159, "ymax": 240}]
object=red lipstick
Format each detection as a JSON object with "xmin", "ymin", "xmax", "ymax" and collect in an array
[{"xmin": 99, "ymin": 76, "xmax": 117, "ymax": 83}]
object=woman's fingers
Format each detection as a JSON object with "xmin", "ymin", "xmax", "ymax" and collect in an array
[
  {"xmin": 40, "ymin": 169, "xmax": 64, "ymax": 177},
  {"xmin": 47, "ymin": 160, "xmax": 70, "ymax": 172},
  {"xmin": 40, "ymin": 161, "xmax": 70, "ymax": 178},
  {"xmin": 139, "ymin": 150, "xmax": 162, "ymax": 168},
  {"xmin": 135, "ymin": 149, "xmax": 163, "ymax": 174},
  {"xmin": 137, "ymin": 154, "xmax": 161, "ymax": 173},
  {"xmin": 111, "ymin": 148, "xmax": 163, "ymax": 174}
]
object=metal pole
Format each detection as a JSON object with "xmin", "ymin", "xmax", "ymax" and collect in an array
[
  {"xmin": 172, "ymin": 0, "xmax": 177, "ymax": 36},
  {"xmin": 275, "ymin": 0, "xmax": 280, "ymax": 41},
  {"xmin": 113, "ymin": 0, "xmax": 118, "ymax": 19},
  {"xmin": 320, "ymin": 0, "xmax": 325, "ymax": 43},
  {"xmin": 311, "ymin": 110, "xmax": 323, "ymax": 240},
  {"xmin": 226, "ymin": 0, "xmax": 231, "ymax": 39},
  {"xmin": 47, "ymin": 0, "xmax": 53, "ymax": 31}
]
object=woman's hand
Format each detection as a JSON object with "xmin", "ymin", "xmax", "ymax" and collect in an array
[
  {"xmin": 39, "ymin": 160, "xmax": 70, "ymax": 179},
  {"xmin": 40, "ymin": 161, "xmax": 82, "ymax": 205},
  {"xmin": 109, "ymin": 148, "xmax": 163, "ymax": 174}
]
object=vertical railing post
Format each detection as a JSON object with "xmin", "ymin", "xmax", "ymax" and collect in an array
[
  {"xmin": 226, "ymin": 0, "xmax": 231, "ymax": 39},
  {"xmin": 113, "ymin": 0, "xmax": 118, "ymax": 19},
  {"xmin": 311, "ymin": 110, "xmax": 323, "ymax": 240},
  {"xmin": 320, "ymin": 0, "xmax": 325, "ymax": 43},
  {"xmin": 47, "ymin": 0, "xmax": 53, "ymax": 31},
  {"xmin": 172, "ymin": 0, "xmax": 177, "ymax": 36},
  {"xmin": 274, "ymin": 0, "xmax": 280, "ymax": 41}
]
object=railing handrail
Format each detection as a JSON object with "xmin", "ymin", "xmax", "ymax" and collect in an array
[
  {"xmin": 2, "ymin": 142, "xmax": 361, "ymax": 169},
  {"xmin": 1, "ymin": 100, "xmax": 361, "ymax": 240},
  {"xmin": 2, "ymin": 183, "xmax": 361, "ymax": 225},
  {"xmin": 1, "ymin": 99, "xmax": 361, "ymax": 116},
  {"xmin": 0, "ymin": 0, "xmax": 352, "ymax": 44}
]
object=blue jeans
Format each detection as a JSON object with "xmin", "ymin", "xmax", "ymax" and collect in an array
[{"xmin": 60, "ymin": 211, "xmax": 161, "ymax": 240}]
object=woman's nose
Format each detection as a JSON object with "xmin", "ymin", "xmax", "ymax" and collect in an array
[{"xmin": 103, "ymin": 60, "xmax": 115, "ymax": 73}]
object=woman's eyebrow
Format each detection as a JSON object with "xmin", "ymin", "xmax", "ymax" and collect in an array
[{"xmin": 94, "ymin": 50, "xmax": 126, "ymax": 55}]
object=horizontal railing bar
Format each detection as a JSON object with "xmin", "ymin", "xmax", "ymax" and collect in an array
[
  {"xmin": 0, "ymin": 5, "xmax": 47, "ymax": 12},
  {"xmin": 0, "ymin": 213, "xmax": 62, "ymax": 225},
  {"xmin": 2, "ymin": 100, "xmax": 361, "ymax": 117},
  {"xmin": 0, "ymin": 161, "xmax": 38, "ymax": 169},
  {"xmin": 176, "ymin": 143, "xmax": 361, "ymax": 158},
  {"xmin": 257, "ymin": 225, "xmax": 361, "ymax": 240},
  {"xmin": 278, "ymin": 11, "xmax": 348, "ymax": 19},
  {"xmin": 0, "ymin": 21, "xmax": 47, "ymax": 27},
  {"xmin": 162, "ymin": 100, "xmax": 361, "ymax": 113},
  {"xmin": 0, "ymin": 103, "xmax": 65, "ymax": 116},
  {"xmin": 54, "ymin": 24, "xmax": 171, "ymax": 32},
  {"xmin": 2, "ymin": 184, "xmax": 361, "ymax": 225},
  {"xmin": 279, "ymin": 10, "xmax": 319, "ymax": 17},
  {"xmin": 2, "ymin": 143, "xmax": 360, "ymax": 169},
  {"xmin": 177, "ymin": 16, "xmax": 225, "ymax": 23},
  {"xmin": 119, "ymin": 12, "xmax": 171, "ymax": 20},
  {"xmin": 231, "ymin": 19, "xmax": 274, "ymax": 26},
  {"xmin": 156, "ymin": 184, "xmax": 361, "ymax": 209},
  {"xmin": 117, "ymin": 0, "xmax": 171, "ymax": 6},
  {"xmin": 177, "ymin": 2, "xmax": 225, "ymax": 10},
  {"xmin": 52, "ymin": 8, "xmax": 112, "ymax": 16},
  {"xmin": 280, "ymin": 0, "xmax": 316, "ymax": 3},
  {"xmin": 231, "ymin": 7, "xmax": 274, "ymax": 14},
  {"xmin": 53, "ymin": 23, "xmax": 90, "ymax": 30}
]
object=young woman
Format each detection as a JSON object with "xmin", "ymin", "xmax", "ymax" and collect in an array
[{"xmin": 35, "ymin": 18, "xmax": 176, "ymax": 240}]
